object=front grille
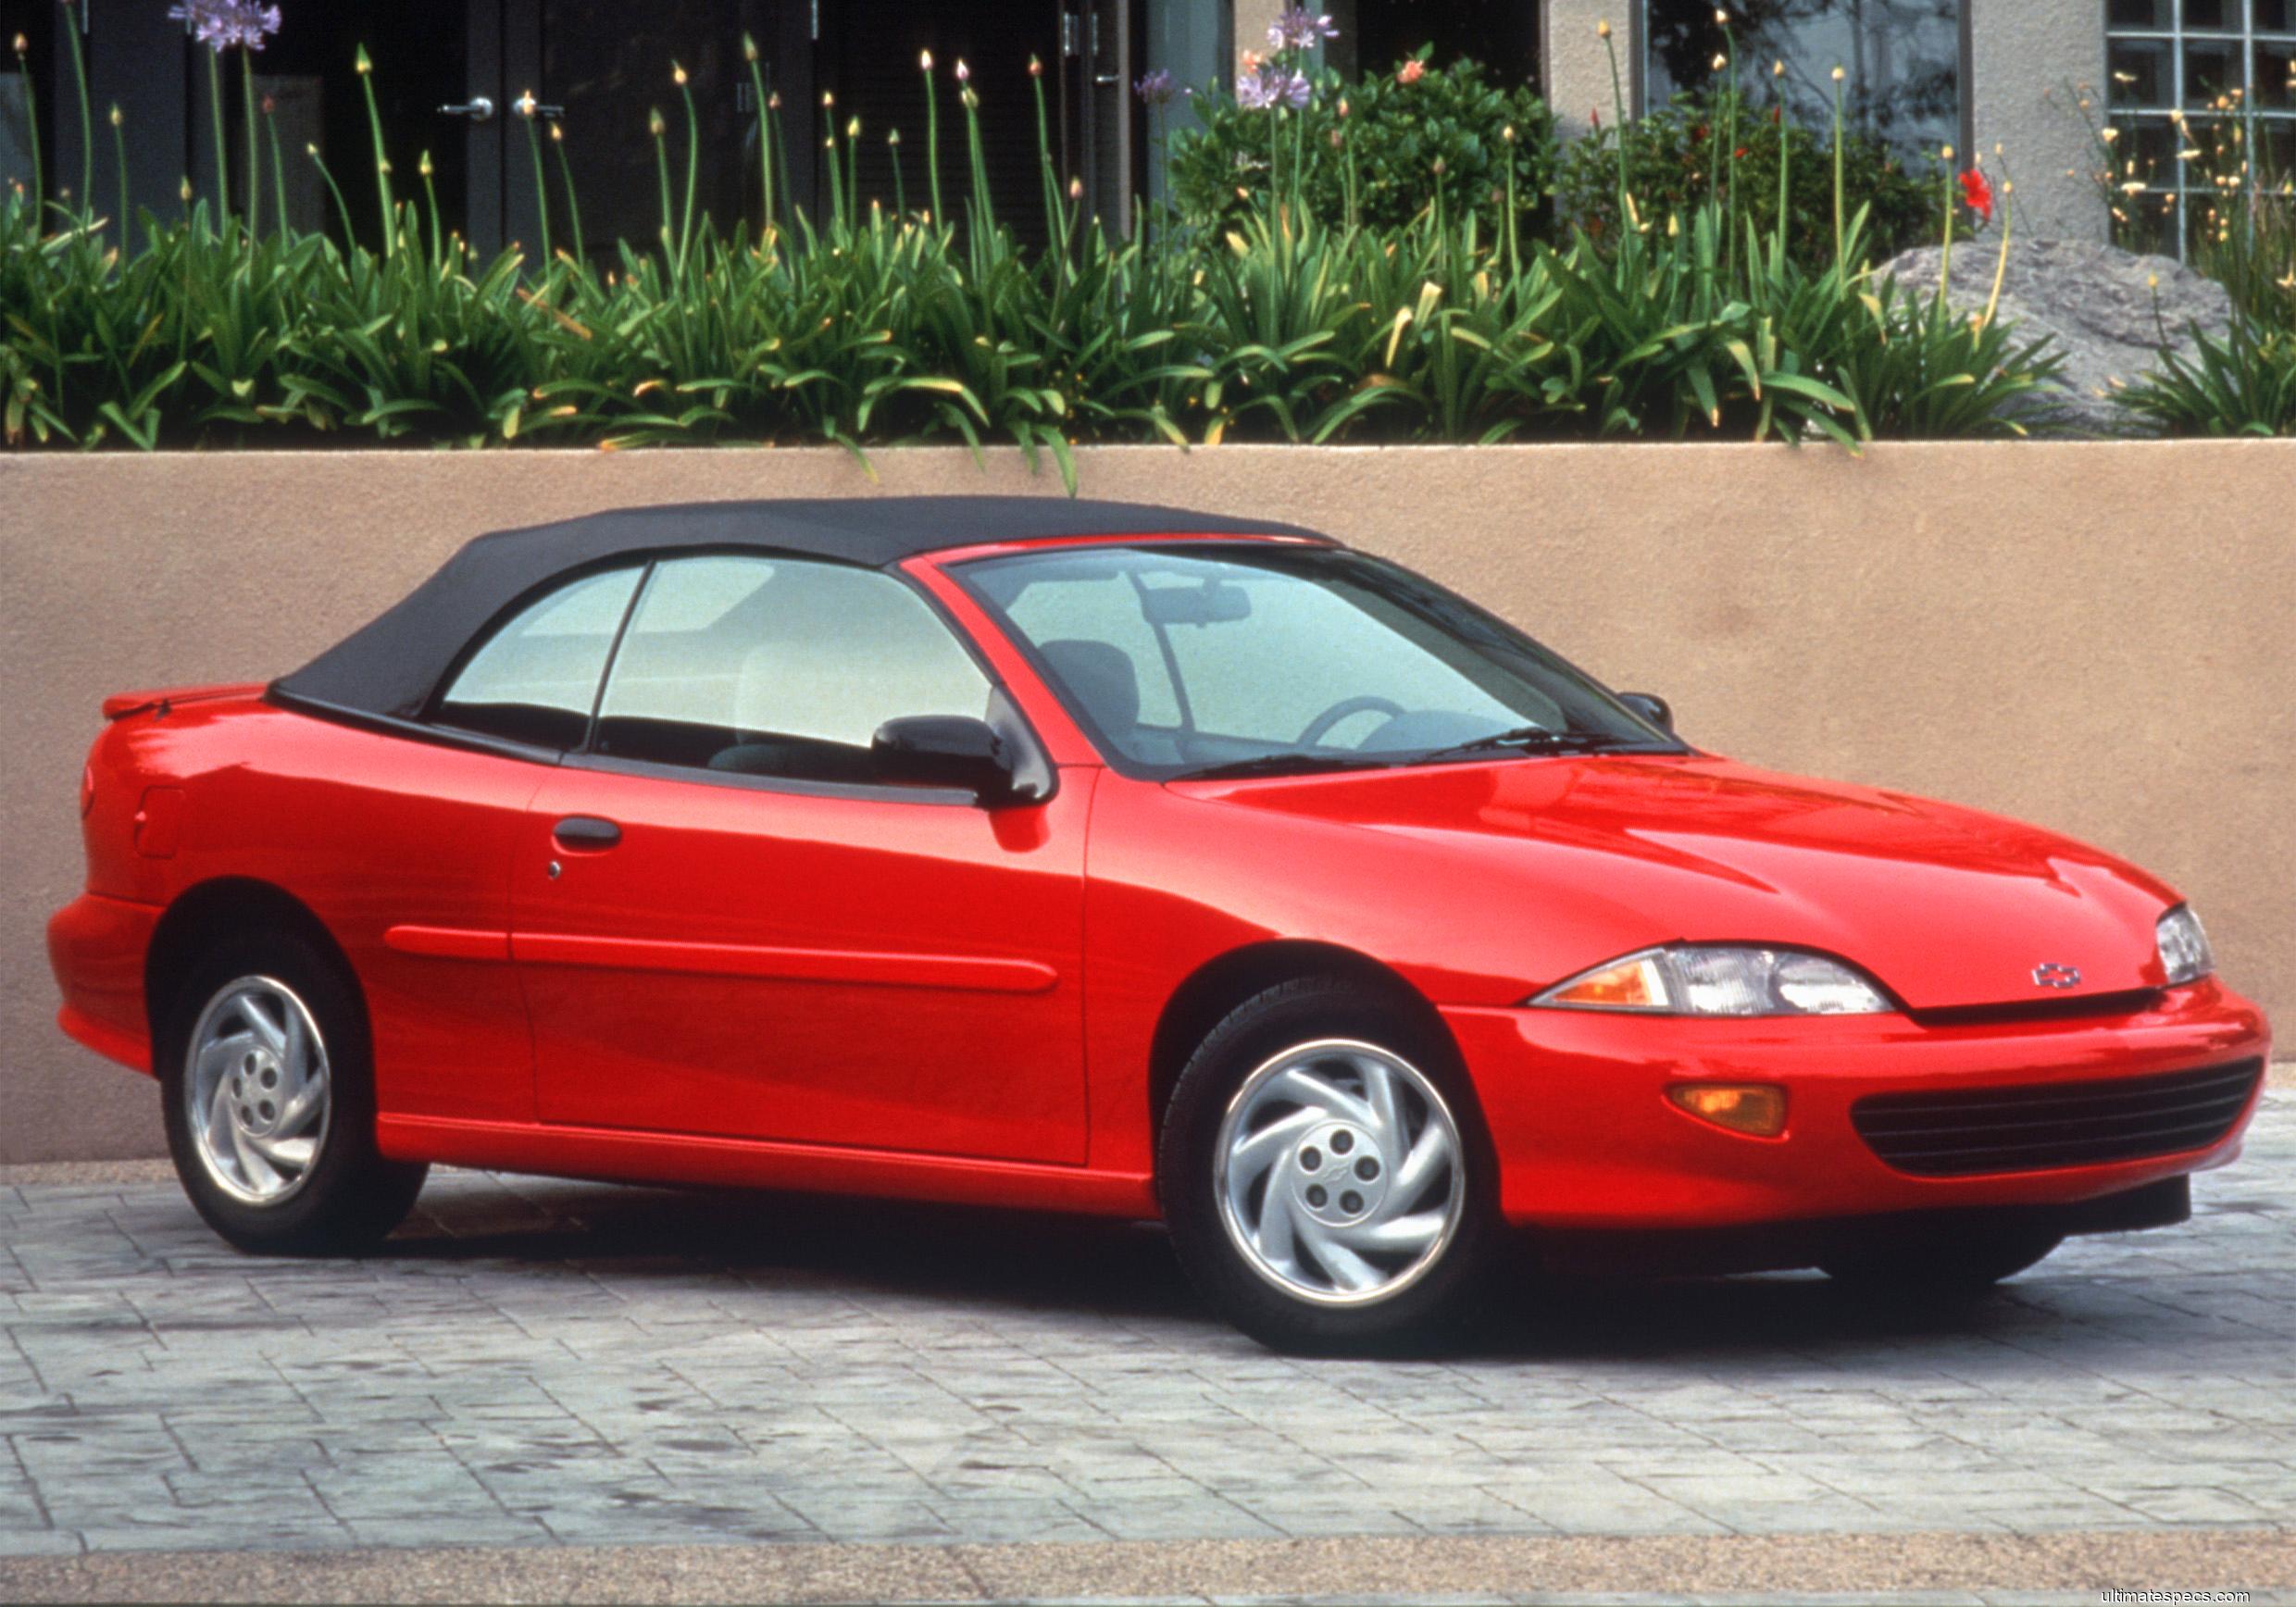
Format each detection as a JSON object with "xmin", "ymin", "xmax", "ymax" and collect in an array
[
  {"xmin": 1904, "ymin": 989, "xmax": 2165, "ymax": 1029},
  {"xmin": 1852, "ymin": 1058, "xmax": 2264, "ymax": 1177}
]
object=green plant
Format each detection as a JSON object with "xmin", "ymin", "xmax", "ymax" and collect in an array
[
  {"xmin": 2, "ymin": 4, "xmax": 2060, "ymax": 466},
  {"xmin": 1166, "ymin": 51, "xmax": 1556, "ymax": 238},
  {"xmin": 1555, "ymin": 91, "xmax": 1940, "ymax": 267},
  {"xmin": 2077, "ymin": 79, "xmax": 2296, "ymax": 325},
  {"xmin": 2118, "ymin": 315, "xmax": 2296, "ymax": 435},
  {"xmin": 2174, "ymin": 100, "xmax": 2296, "ymax": 332},
  {"xmin": 2067, "ymin": 81, "xmax": 2182, "ymax": 260}
]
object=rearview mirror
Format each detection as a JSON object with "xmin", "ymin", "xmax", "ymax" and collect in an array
[
  {"xmin": 1140, "ymin": 580, "xmax": 1252, "ymax": 627},
  {"xmin": 1618, "ymin": 691, "xmax": 1673, "ymax": 732},
  {"xmin": 873, "ymin": 716, "xmax": 1023, "ymax": 804}
]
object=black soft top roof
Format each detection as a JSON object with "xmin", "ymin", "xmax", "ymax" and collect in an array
[{"xmin": 270, "ymin": 496, "xmax": 1329, "ymax": 722}]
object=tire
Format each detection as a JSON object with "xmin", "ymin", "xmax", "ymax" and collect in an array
[
  {"xmin": 1820, "ymin": 1224, "xmax": 2063, "ymax": 1297},
  {"xmin": 1158, "ymin": 976, "xmax": 1498, "ymax": 1354},
  {"xmin": 158, "ymin": 928, "xmax": 428, "ymax": 1256}
]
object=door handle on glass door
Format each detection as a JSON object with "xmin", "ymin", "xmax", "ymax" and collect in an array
[
  {"xmin": 553, "ymin": 816, "xmax": 622, "ymax": 850},
  {"xmin": 439, "ymin": 97, "xmax": 497, "ymax": 121}
]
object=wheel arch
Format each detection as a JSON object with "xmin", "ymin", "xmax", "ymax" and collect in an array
[
  {"xmin": 144, "ymin": 878, "xmax": 368, "ymax": 1050},
  {"xmin": 1147, "ymin": 941, "xmax": 1464, "ymax": 1147}
]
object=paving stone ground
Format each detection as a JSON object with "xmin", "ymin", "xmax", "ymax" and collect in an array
[{"xmin": 0, "ymin": 1094, "xmax": 2290, "ymax": 1571}]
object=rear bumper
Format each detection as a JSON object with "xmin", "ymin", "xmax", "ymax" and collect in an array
[
  {"xmin": 47, "ymin": 892, "xmax": 161, "ymax": 1076},
  {"xmin": 1444, "ymin": 978, "xmax": 2271, "ymax": 1232}
]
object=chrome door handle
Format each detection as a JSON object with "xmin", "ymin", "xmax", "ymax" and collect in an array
[{"xmin": 439, "ymin": 96, "xmax": 497, "ymax": 122}]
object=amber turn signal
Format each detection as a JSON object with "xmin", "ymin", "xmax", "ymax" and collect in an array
[
  {"xmin": 1541, "ymin": 954, "xmax": 1666, "ymax": 1009},
  {"xmin": 1666, "ymin": 1082, "xmax": 1787, "ymax": 1138}
]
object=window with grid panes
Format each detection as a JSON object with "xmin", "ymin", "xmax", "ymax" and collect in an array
[{"xmin": 2106, "ymin": 0, "xmax": 2296, "ymax": 257}]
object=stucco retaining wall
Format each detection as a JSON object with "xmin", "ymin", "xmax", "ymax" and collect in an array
[{"xmin": 3, "ymin": 442, "xmax": 2290, "ymax": 1163}]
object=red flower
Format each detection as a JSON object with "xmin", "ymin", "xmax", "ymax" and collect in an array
[
  {"xmin": 1734, "ymin": 146, "xmax": 1750, "ymax": 159},
  {"xmin": 1590, "ymin": 106, "xmax": 1601, "ymax": 130},
  {"xmin": 1691, "ymin": 123, "xmax": 1708, "ymax": 143},
  {"xmin": 1959, "ymin": 168, "xmax": 1994, "ymax": 223}
]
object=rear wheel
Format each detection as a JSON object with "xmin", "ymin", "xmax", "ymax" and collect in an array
[
  {"xmin": 160, "ymin": 931, "xmax": 427, "ymax": 1255},
  {"xmin": 1159, "ymin": 978, "xmax": 1496, "ymax": 1353},
  {"xmin": 1820, "ymin": 1225, "xmax": 2063, "ymax": 1295}
]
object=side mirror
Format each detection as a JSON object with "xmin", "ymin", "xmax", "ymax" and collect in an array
[
  {"xmin": 873, "ymin": 715, "xmax": 1023, "ymax": 804},
  {"xmin": 1617, "ymin": 691, "xmax": 1673, "ymax": 733}
]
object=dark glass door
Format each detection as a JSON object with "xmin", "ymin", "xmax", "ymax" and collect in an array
[
  {"xmin": 1062, "ymin": 0, "xmax": 1141, "ymax": 231},
  {"xmin": 252, "ymin": 2, "xmax": 472, "ymax": 247},
  {"xmin": 154, "ymin": 0, "xmax": 1144, "ymax": 262},
  {"xmin": 66, "ymin": 0, "xmax": 473, "ymax": 245},
  {"xmin": 499, "ymin": 0, "xmax": 776, "ymax": 263},
  {"xmin": 815, "ymin": 0, "xmax": 1064, "ymax": 246}
]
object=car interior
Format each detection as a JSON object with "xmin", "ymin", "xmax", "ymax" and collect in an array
[
  {"xmin": 428, "ymin": 542, "xmax": 1664, "ymax": 790},
  {"xmin": 430, "ymin": 554, "xmax": 993, "ymax": 787},
  {"xmin": 967, "ymin": 546, "xmax": 1604, "ymax": 777}
]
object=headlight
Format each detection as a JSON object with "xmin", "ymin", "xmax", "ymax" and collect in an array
[
  {"xmin": 2156, "ymin": 903, "xmax": 2215, "ymax": 986},
  {"xmin": 1529, "ymin": 945, "xmax": 1893, "ymax": 1016}
]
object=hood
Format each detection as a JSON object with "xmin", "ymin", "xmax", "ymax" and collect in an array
[{"xmin": 1176, "ymin": 754, "xmax": 2180, "ymax": 1011}]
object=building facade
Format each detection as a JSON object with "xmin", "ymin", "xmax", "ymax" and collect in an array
[{"xmin": 5, "ymin": 2, "xmax": 2218, "ymax": 255}]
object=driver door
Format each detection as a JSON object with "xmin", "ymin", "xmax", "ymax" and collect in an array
[{"xmin": 508, "ymin": 554, "xmax": 1090, "ymax": 1165}]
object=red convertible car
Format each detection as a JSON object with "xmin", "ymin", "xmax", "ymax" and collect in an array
[{"xmin": 49, "ymin": 498, "xmax": 2271, "ymax": 1351}]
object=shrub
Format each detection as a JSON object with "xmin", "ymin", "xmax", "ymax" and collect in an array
[
  {"xmin": 1165, "ymin": 51, "xmax": 1557, "ymax": 238},
  {"xmin": 1, "ymin": 7, "xmax": 2059, "ymax": 463},
  {"xmin": 1554, "ymin": 92, "xmax": 1941, "ymax": 266},
  {"xmin": 2116, "ymin": 318, "xmax": 2296, "ymax": 437},
  {"xmin": 2068, "ymin": 81, "xmax": 2296, "ymax": 436}
]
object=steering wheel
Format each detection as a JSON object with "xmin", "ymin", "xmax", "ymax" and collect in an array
[{"xmin": 1298, "ymin": 695, "xmax": 1408, "ymax": 748}]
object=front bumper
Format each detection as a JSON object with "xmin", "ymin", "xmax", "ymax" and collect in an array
[{"xmin": 1443, "ymin": 978, "xmax": 2271, "ymax": 1232}]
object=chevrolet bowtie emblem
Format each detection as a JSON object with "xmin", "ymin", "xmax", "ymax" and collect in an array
[{"xmin": 2032, "ymin": 963, "xmax": 2082, "ymax": 990}]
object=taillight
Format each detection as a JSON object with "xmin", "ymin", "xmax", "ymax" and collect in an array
[{"xmin": 80, "ymin": 764, "xmax": 96, "ymax": 818}]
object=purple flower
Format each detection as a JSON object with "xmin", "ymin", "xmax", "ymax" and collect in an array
[
  {"xmin": 1236, "ymin": 59, "xmax": 1312, "ymax": 112},
  {"xmin": 1267, "ymin": 7, "xmax": 1337, "ymax": 52},
  {"xmin": 1135, "ymin": 69, "xmax": 1177, "ymax": 107},
  {"xmin": 168, "ymin": 0, "xmax": 281, "ymax": 52}
]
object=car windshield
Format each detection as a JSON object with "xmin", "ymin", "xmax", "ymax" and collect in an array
[{"xmin": 955, "ymin": 543, "xmax": 1683, "ymax": 780}]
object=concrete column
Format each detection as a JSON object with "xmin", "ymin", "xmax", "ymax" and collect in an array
[
  {"xmin": 1967, "ymin": 0, "xmax": 2108, "ymax": 243},
  {"xmin": 1544, "ymin": 0, "xmax": 1640, "ymax": 142}
]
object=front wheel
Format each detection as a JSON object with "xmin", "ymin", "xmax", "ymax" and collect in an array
[
  {"xmin": 160, "ymin": 931, "xmax": 428, "ymax": 1256},
  {"xmin": 1159, "ymin": 978, "xmax": 1497, "ymax": 1354}
]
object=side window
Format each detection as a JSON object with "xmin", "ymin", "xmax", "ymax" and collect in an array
[
  {"xmin": 432, "ymin": 567, "xmax": 642, "ymax": 750},
  {"xmin": 593, "ymin": 555, "xmax": 993, "ymax": 784}
]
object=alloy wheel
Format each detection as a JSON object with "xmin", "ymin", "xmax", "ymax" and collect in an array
[
  {"xmin": 184, "ymin": 976, "xmax": 331, "ymax": 1206},
  {"xmin": 1213, "ymin": 1038, "xmax": 1466, "ymax": 1306}
]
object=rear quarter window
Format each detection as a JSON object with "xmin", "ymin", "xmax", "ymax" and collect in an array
[{"xmin": 432, "ymin": 567, "xmax": 642, "ymax": 749}]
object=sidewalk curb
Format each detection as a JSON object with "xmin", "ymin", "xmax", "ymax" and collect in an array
[{"xmin": 0, "ymin": 1529, "xmax": 2290, "ymax": 1604}]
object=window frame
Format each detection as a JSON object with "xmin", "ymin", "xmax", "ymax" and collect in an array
[
  {"xmin": 2104, "ymin": 0, "xmax": 2296, "ymax": 261},
  {"xmin": 413, "ymin": 545, "xmax": 1052, "ymax": 806}
]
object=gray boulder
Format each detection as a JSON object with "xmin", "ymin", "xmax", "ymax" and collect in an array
[{"xmin": 1877, "ymin": 236, "xmax": 2231, "ymax": 435}]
